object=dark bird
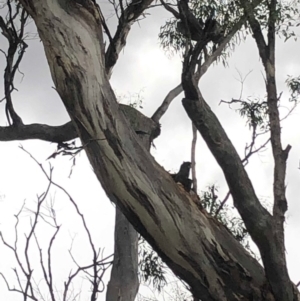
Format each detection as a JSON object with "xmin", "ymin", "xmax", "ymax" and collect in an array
[{"xmin": 171, "ymin": 162, "xmax": 192, "ymax": 192}]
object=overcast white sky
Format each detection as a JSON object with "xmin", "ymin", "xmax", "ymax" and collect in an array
[{"xmin": 0, "ymin": 1, "xmax": 300, "ymax": 300}]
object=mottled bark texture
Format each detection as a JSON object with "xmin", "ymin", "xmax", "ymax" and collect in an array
[
  {"xmin": 17, "ymin": 0, "xmax": 284, "ymax": 300},
  {"xmin": 106, "ymin": 106, "xmax": 159, "ymax": 301},
  {"xmin": 100, "ymin": 1, "xmax": 155, "ymax": 298}
]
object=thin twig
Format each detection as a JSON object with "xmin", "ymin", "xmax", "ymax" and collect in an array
[{"xmin": 191, "ymin": 123, "xmax": 197, "ymax": 193}]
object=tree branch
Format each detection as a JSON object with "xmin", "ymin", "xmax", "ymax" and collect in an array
[
  {"xmin": 0, "ymin": 1, "xmax": 28, "ymax": 125},
  {"xmin": 0, "ymin": 122, "xmax": 77, "ymax": 142},
  {"xmin": 191, "ymin": 123, "xmax": 197, "ymax": 193},
  {"xmin": 105, "ymin": 0, "xmax": 154, "ymax": 78},
  {"xmin": 0, "ymin": 104, "xmax": 159, "ymax": 144},
  {"xmin": 160, "ymin": 0, "xmax": 180, "ymax": 19},
  {"xmin": 151, "ymin": 83, "xmax": 183, "ymax": 123},
  {"xmin": 239, "ymin": 1, "xmax": 268, "ymax": 63}
]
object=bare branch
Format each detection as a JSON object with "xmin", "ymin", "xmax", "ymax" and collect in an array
[
  {"xmin": 0, "ymin": 1, "xmax": 29, "ymax": 125},
  {"xmin": 0, "ymin": 121, "xmax": 77, "ymax": 142},
  {"xmin": 105, "ymin": 0, "xmax": 155, "ymax": 78},
  {"xmin": 0, "ymin": 174, "xmax": 52, "ymax": 301},
  {"xmin": 0, "ymin": 272, "xmax": 38, "ymax": 301},
  {"xmin": 160, "ymin": 0, "xmax": 180, "ymax": 19},
  {"xmin": 151, "ymin": 84, "xmax": 183, "ymax": 123},
  {"xmin": 0, "ymin": 103, "xmax": 159, "ymax": 145},
  {"xmin": 20, "ymin": 146, "xmax": 112, "ymax": 301},
  {"xmin": 191, "ymin": 123, "xmax": 197, "ymax": 193},
  {"xmin": 214, "ymin": 190, "xmax": 230, "ymax": 217}
]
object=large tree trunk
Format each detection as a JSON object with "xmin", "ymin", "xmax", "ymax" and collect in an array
[
  {"xmin": 106, "ymin": 105, "xmax": 159, "ymax": 300},
  {"xmin": 106, "ymin": 208, "xmax": 139, "ymax": 301},
  {"xmin": 18, "ymin": 1, "xmax": 296, "ymax": 300}
]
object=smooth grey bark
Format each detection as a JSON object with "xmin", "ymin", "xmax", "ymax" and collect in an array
[
  {"xmin": 151, "ymin": 84, "xmax": 183, "ymax": 123},
  {"xmin": 17, "ymin": 1, "xmax": 294, "ymax": 300},
  {"xmin": 106, "ymin": 207, "xmax": 139, "ymax": 301}
]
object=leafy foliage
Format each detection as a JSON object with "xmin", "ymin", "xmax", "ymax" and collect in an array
[
  {"xmin": 117, "ymin": 89, "xmax": 145, "ymax": 109},
  {"xmin": 190, "ymin": 0, "xmax": 244, "ymax": 26},
  {"xmin": 286, "ymin": 75, "xmax": 300, "ymax": 102},
  {"xmin": 158, "ymin": 0, "xmax": 245, "ymax": 60},
  {"xmin": 159, "ymin": 19, "xmax": 186, "ymax": 56},
  {"xmin": 238, "ymin": 97, "xmax": 269, "ymax": 131},
  {"xmin": 249, "ymin": 0, "xmax": 300, "ymax": 41},
  {"xmin": 138, "ymin": 236, "xmax": 167, "ymax": 292},
  {"xmin": 200, "ymin": 185, "xmax": 249, "ymax": 244},
  {"xmin": 221, "ymin": 95, "xmax": 269, "ymax": 133}
]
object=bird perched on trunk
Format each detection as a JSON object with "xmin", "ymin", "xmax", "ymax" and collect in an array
[{"xmin": 170, "ymin": 162, "xmax": 192, "ymax": 192}]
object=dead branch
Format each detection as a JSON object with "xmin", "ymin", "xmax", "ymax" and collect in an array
[
  {"xmin": 151, "ymin": 83, "xmax": 183, "ymax": 123},
  {"xmin": 0, "ymin": 175, "xmax": 52, "ymax": 301},
  {"xmin": 0, "ymin": 147, "xmax": 113, "ymax": 301},
  {"xmin": 0, "ymin": 0, "xmax": 29, "ymax": 125},
  {"xmin": 20, "ymin": 146, "xmax": 113, "ymax": 301},
  {"xmin": 191, "ymin": 123, "xmax": 197, "ymax": 193}
]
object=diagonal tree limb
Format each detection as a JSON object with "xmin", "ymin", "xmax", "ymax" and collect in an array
[
  {"xmin": 151, "ymin": 83, "xmax": 183, "ymax": 123},
  {"xmin": 160, "ymin": 0, "xmax": 180, "ymax": 19},
  {"xmin": 151, "ymin": 3, "xmax": 247, "ymax": 124},
  {"xmin": 105, "ymin": 0, "xmax": 155, "ymax": 78},
  {"xmin": 182, "ymin": 94, "xmax": 272, "ymax": 234}
]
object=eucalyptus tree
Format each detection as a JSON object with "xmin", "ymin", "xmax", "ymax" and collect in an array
[{"xmin": 0, "ymin": 0, "xmax": 299, "ymax": 300}]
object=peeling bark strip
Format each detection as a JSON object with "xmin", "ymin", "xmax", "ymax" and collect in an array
[{"xmin": 20, "ymin": 0, "xmax": 276, "ymax": 299}]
